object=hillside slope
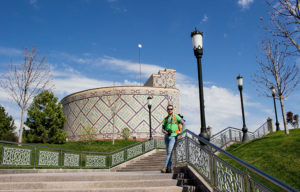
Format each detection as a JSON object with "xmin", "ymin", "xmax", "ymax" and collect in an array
[{"xmin": 222, "ymin": 129, "xmax": 300, "ymax": 191}]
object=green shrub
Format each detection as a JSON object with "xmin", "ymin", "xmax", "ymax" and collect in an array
[{"xmin": 121, "ymin": 128, "xmax": 131, "ymax": 140}]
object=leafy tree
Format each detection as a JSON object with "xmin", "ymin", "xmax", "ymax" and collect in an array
[
  {"xmin": 24, "ymin": 90, "xmax": 67, "ymax": 144},
  {"xmin": 0, "ymin": 105, "xmax": 17, "ymax": 141}
]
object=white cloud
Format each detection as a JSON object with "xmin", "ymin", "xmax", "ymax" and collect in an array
[
  {"xmin": 51, "ymin": 65, "xmax": 140, "ymax": 99},
  {"xmin": 178, "ymin": 82, "xmax": 243, "ymax": 134},
  {"xmin": 0, "ymin": 47, "xmax": 22, "ymax": 56},
  {"xmin": 99, "ymin": 56, "xmax": 164, "ymax": 78},
  {"xmin": 201, "ymin": 15, "xmax": 208, "ymax": 23},
  {"xmin": 52, "ymin": 52, "xmax": 93, "ymax": 65},
  {"xmin": 53, "ymin": 75, "xmax": 115, "ymax": 97},
  {"xmin": 238, "ymin": 0, "xmax": 254, "ymax": 9},
  {"xmin": 0, "ymin": 87, "xmax": 11, "ymax": 102},
  {"xmin": 29, "ymin": 0, "xmax": 39, "ymax": 8}
]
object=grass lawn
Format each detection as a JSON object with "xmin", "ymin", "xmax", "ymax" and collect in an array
[
  {"xmin": 220, "ymin": 129, "xmax": 300, "ymax": 191},
  {"xmin": 37, "ymin": 139, "xmax": 140, "ymax": 153}
]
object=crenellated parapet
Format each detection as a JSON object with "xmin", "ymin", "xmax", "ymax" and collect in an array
[{"xmin": 144, "ymin": 69, "xmax": 176, "ymax": 88}]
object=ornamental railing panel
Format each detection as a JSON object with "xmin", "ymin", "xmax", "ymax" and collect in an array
[
  {"xmin": 64, "ymin": 153, "xmax": 80, "ymax": 167},
  {"xmin": 38, "ymin": 150, "xmax": 59, "ymax": 167},
  {"xmin": 188, "ymin": 137, "xmax": 211, "ymax": 181},
  {"xmin": 2, "ymin": 147, "xmax": 32, "ymax": 166},
  {"xmin": 174, "ymin": 129, "xmax": 298, "ymax": 192},
  {"xmin": 215, "ymin": 156, "xmax": 244, "ymax": 192},
  {"xmin": 175, "ymin": 137, "xmax": 187, "ymax": 163},
  {"xmin": 144, "ymin": 140, "xmax": 155, "ymax": 152},
  {"xmin": 127, "ymin": 144, "xmax": 143, "ymax": 160},
  {"xmin": 250, "ymin": 177, "xmax": 273, "ymax": 192},
  {"xmin": 86, "ymin": 155, "xmax": 106, "ymax": 168},
  {"xmin": 156, "ymin": 139, "xmax": 166, "ymax": 148},
  {"xmin": 111, "ymin": 151, "xmax": 124, "ymax": 167}
]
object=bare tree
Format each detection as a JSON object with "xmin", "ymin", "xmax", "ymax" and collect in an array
[
  {"xmin": 253, "ymin": 39, "xmax": 299, "ymax": 134},
  {"xmin": 264, "ymin": 0, "xmax": 300, "ymax": 54},
  {"xmin": 0, "ymin": 47, "xmax": 52, "ymax": 143},
  {"xmin": 106, "ymin": 90, "xmax": 122, "ymax": 145}
]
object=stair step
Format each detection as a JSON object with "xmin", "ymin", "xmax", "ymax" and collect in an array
[
  {"xmin": 0, "ymin": 186, "xmax": 183, "ymax": 192},
  {"xmin": 0, "ymin": 179, "xmax": 178, "ymax": 190},
  {"xmin": 0, "ymin": 172, "xmax": 173, "ymax": 182}
]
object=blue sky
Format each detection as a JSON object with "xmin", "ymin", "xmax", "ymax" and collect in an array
[{"xmin": 0, "ymin": 0, "xmax": 299, "ymax": 135}]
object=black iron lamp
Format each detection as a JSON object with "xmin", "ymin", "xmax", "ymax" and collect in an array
[
  {"xmin": 270, "ymin": 86, "xmax": 280, "ymax": 131},
  {"xmin": 147, "ymin": 96, "xmax": 153, "ymax": 140},
  {"xmin": 237, "ymin": 75, "xmax": 250, "ymax": 142},
  {"xmin": 191, "ymin": 28, "xmax": 210, "ymax": 142}
]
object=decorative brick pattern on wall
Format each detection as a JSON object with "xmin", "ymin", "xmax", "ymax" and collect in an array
[
  {"xmin": 61, "ymin": 86, "xmax": 180, "ymax": 141},
  {"xmin": 144, "ymin": 69, "xmax": 176, "ymax": 88}
]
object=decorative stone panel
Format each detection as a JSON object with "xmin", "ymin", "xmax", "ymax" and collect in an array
[
  {"xmin": 38, "ymin": 151, "xmax": 59, "ymax": 166},
  {"xmin": 86, "ymin": 155, "xmax": 106, "ymax": 167},
  {"xmin": 111, "ymin": 151, "xmax": 124, "ymax": 166},
  {"xmin": 144, "ymin": 140, "xmax": 155, "ymax": 152},
  {"xmin": 127, "ymin": 144, "xmax": 143, "ymax": 159},
  {"xmin": 64, "ymin": 153, "xmax": 80, "ymax": 167},
  {"xmin": 2, "ymin": 147, "xmax": 31, "ymax": 166}
]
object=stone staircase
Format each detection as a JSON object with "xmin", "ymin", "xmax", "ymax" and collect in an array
[
  {"xmin": 117, "ymin": 150, "xmax": 172, "ymax": 172},
  {"xmin": 117, "ymin": 150, "xmax": 200, "ymax": 191},
  {"xmin": 0, "ymin": 171, "xmax": 183, "ymax": 192},
  {"xmin": 0, "ymin": 150, "xmax": 202, "ymax": 192}
]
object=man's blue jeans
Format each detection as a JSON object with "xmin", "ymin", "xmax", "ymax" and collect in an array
[{"xmin": 164, "ymin": 136, "xmax": 177, "ymax": 168}]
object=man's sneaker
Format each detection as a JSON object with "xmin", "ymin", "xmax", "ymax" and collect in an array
[
  {"xmin": 166, "ymin": 168, "xmax": 172, "ymax": 173},
  {"xmin": 161, "ymin": 167, "xmax": 167, "ymax": 173}
]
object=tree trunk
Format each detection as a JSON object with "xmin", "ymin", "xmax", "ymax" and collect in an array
[
  {"xmin": 18, "ymin": 108, "xmax": 26, "ymax": 143},
  {"xmin": 279, "ymin": 96, "xmax": 289, "ymax": 134},
  {"xmin": 112, "ymin": 112, "xmax": 115, "ymax": 145}
]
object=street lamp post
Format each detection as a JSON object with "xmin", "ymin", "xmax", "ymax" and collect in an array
[
  {"xmin": 147, "ymin": 96, "xmax": 153, "ymax": 140},
  {"xmin": 191, "ymin": 28, "xmax": 210, "ymax": 141},
  {"xmin": 237, "ymin": 75, "xmax": 249, "ymax": 142},
  {"xmin": 270, "ymin": 86, "xmax": 280, "ymax": 131},
  {"xmin": 138, "ymin": 44, "xmax": 142, "ymax": 86}
]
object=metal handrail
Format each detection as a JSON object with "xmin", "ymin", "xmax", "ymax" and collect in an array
[
  {"xmin": 0, "ymin": 138, "xmax": 156, "ymax": 155},
  {"xmin": 210, "ymin": 121, "xmax": 271, "ymax": 149},
  {"xmin": 184, "ymin": 129, "xmax": 298, "ymax": 192},
  {"xmin": 211, "ymin": 126, "xmax": 243, "ymax": 138},
  {"xmin": 253, "ymin": 121, "xmax": 268, "ymax": 133},
  {"xmin": 0, "ymin": 140, "xmax": 108, "ymax": 154}
]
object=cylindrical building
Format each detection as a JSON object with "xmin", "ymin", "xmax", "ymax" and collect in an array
[{"xmin": 61, "ymin": 69, "xmax": 180, "ymax": 141}]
